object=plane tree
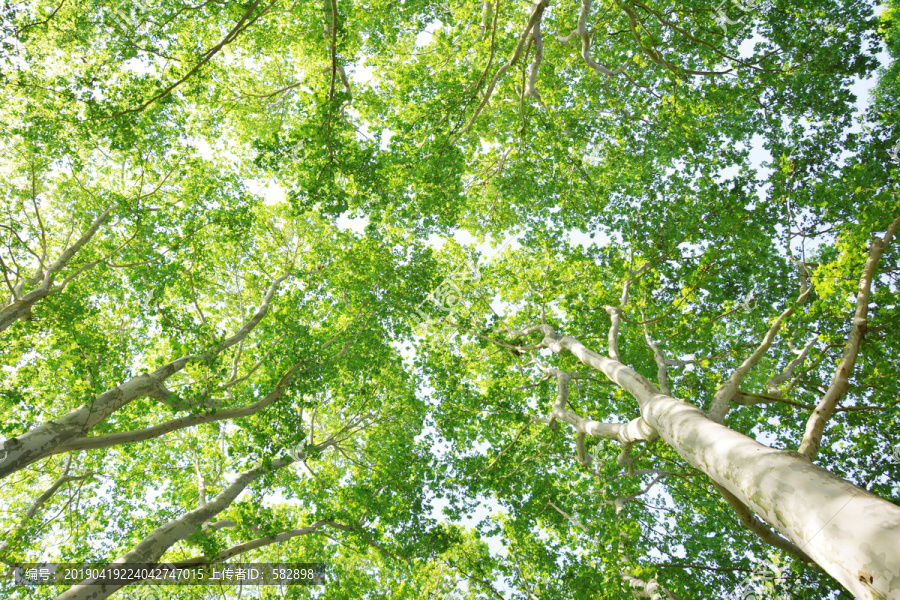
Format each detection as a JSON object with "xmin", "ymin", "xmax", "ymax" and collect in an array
[
  {"xmin": 357, "ymin": 0, "xmax": 881, "ymax": 236},
  {"xmin": 415, "ymin": 188, "xmax": 899, "ymax": 599},
  {"xmin": 386, "ymin": 1, "xmax": 899, "ymax": 596},
  {"xmin": 1, "ymin": 0, "xmax": 898, "ymax": 597}
]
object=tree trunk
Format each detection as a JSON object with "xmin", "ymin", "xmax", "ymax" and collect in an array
[
  {"xmin": 53, "ymin": 457, "xmax": 293, "ymax": 600},
  {"xmin": 0, "ymin": 371, "xmax": 176, "ymax": 479},
  {"xmin": 513, "ymin": 325, "xmax": 900, "ymax": 600},
  {"xmin": 643, "ymin": 393, "xmax": 899, "ymax": 600}
]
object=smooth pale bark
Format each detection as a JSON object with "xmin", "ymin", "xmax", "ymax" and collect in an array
[
  {"xmin": 537, "ymin": 364, "xmax": 658, "ymax": 444},
  {"xmin": 644, "ymin": 394, "xmax": 900, "ymax": 599},
  {"xmin": 799, "ymin": 215, "xmax": 900, "ymax": 459},
  {"xmin": 0, "ymin": 206, "xmax": 114, "ymax": 333},
  {"xmin": 0, "ymin": 274, "xmax": 290, "ymax": 479},
  {"xmin": 0, "ymin": 366, "xmax": 179, "ymax": 479},
  {"xmin": 708, "ymin": 479, "xmax": 812, "ymax": 563},
  {"xmin": 508, "ymin": 325, "xmax": 900, "ymax": 600},
  {"xmin": 623, "ymin": 573, "xmax": 680, "ymax": 599},
  {"xmin": 54, "ymin": 456, "xmax": 294, "ymax": 600}
]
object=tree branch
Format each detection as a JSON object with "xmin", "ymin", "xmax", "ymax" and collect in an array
[
  {"xmin": 0, "ymin": 205, "xmax": 114, "ymax": 332},
  {"xmin": 452, "ymin": 0, "xmax": 549, "ymax": 141},
  {"xmin": 765, "ymin": 337, "xmax": 816, "ymax": 396},
  {"xmin": 710, "ymin": 479, "xmax": 814, "ymax": 565},
  {"xmin": 532, "ymin": 361, "xmax": 658, "ymax": 446},
  {"xmin": 798, "ymin": 215, "xmax": 900, "ymax": 459},
  {"xmin": 708, "ymin": 279, "xmax": 813, "ymax": 422}
]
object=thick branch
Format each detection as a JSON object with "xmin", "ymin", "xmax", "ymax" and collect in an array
[
  {"xmin": 569, "ymin": 0, "xmax": 625, "ymax": 76},
  {"xmin": 707, "ymin": 282, "xmax": 813, "ymax": 422},
  {"xmin": 0, "ymin": 205, "xmax": 114, "ymax": 332},
  {"xmin": 0, "ymin": 274, "xmax": 292, "ymax": 478},
  {"xmin": 534, "ymin": 362, "xmax": 658, "ymax": 445},
  {"xmin": 799, "ymin": 216, "xmax": 900, "ymax": 459},
  {"xmin": 56, "ymin": 361, "xmax": 308, "ymax": 453},
  {"xmin": 55, "ymin": 456, "xmax": 295, "ymax": 600},
  {"xmin": 525, "ymin": 1, "xmax": 544, "ymax": 99},
  {"xmin": 710, "ymin": 480, "xmax": 814, "ymax": 565}
]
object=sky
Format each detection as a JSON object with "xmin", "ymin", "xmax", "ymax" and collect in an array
[
  {"xmin": 222, "ymin": 9, "xmax": 896, "ymax": 591},
  {"xmin": 4, "ymin": 3, "xmax": 892, "ymax": 596}
]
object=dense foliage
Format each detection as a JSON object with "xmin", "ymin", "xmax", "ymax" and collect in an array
[{"xmin": 0, "ymin": 0, "xmax": 897, "ymax": 597}]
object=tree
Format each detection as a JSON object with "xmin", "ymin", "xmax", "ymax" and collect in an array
[
  {"xmin": 418, "ymin": 210, "xmax": 900, "ymax": 598},
  {"xmin": 1, "ymin": 0, "xmax": 898, "ymax": 597}
]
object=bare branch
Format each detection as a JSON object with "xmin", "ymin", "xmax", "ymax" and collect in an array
[
  {"xmin": 532, "ymin": 361, "xmax": 658, "ymax": 445},
  {"xmin": 452, "ymin": 0, "xmax": 549, "ymax": 141},
  {"xmin": 0, "ymin": 205, "xmax": 114, "ymax": 332},
  {"xmin": 708, "ymin": 280, "xmax": 813, "ymax": 422},
  {"xmin": 641, "ymin": 309, "xmax": 671, "ymax": 396},
  {"xmin": 799, "ymin": 216, "xmax": 900, "ymax": 459},
  {"xmin": 765, "ymin": 337, "xmax": 816, "ymax": 396}
]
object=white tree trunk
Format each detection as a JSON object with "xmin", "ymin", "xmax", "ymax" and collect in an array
[
  {"xmin": 53, "ymin": 457, "xmax": 293, "ymax": 600},
  {"xmin": 509, "ymin": 325, "xmax": 900, "ymax": 600},
  {"xmin": 643, "ymin": 393, "xmax": 899, "ymax": 600}
]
